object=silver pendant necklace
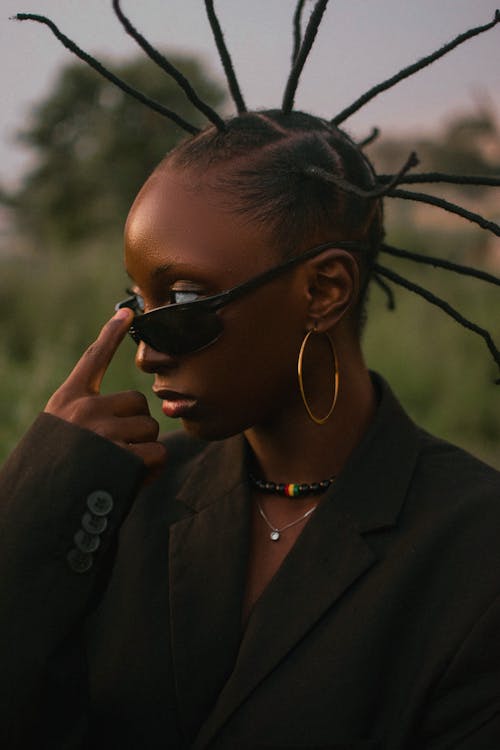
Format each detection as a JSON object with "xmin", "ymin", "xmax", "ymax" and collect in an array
[{"xmin": 256, "ymin": 498, "xmax": 318, "ymax": 542}]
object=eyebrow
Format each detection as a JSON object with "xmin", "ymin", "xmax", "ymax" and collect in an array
[
  {"xmin": 125, "ymin": 263, "xmax": 175, "ymax": 282},
  {"xmin": 152, "ymin": 262, "xmax": 175, "ymax": 279}
]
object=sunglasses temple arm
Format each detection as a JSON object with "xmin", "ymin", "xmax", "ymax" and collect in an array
[
  {"xmin": 115, "ymin": 296, "xmax": 142, "ymax": 314},
  {"xmin": 209, "ymin": 240, "xmax": 367, "ymax": 310}
]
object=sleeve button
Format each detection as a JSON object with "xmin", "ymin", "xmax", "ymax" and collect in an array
[
  {"xmin": 87, "ymin": 490, "xmax": 113, "ymax": 516},
  {"xmin": 81, "ymin": 511, "xmax": 107, "ymax": 535},
  {"xmin": 67, "ymin": 548, "xmax": 93, "ymax": 574},
  {"xmin": 74, "ymin": 529, "xmax": 101, "ymax": 553}
]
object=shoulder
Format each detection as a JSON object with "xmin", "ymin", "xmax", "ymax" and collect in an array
[
  {"xmin": 366, "ymin": 377, "xmax": 500, "ymax": 596},
  {"xmin": 398, "ymin": 428, "xmax": 500, "ymax": 590},
  {"xmin": 412, "ymin": 427, "xmax": 500, "ymax": 507}
]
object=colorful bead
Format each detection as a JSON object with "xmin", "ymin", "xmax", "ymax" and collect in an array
[{"xmin": 248, "ymin": 474, "xmax": 335, "ymax": 497}]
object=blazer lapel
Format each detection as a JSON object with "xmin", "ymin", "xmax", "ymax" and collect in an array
[
  {"xmin": 193, "ymin": 377, "xmax": 420, "ymax": 749},
  {"xmin": 168, "ymin": 435, "xmax": 251, "ymax": 744}
]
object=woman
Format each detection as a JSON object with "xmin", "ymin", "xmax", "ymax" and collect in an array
[{"xmin": 2, "ymin": 3, "xmax": 500, "ymax": 749}]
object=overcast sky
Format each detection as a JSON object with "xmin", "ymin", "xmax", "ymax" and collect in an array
[{"xmin": 1, "ymin": 0, "xmax": 499, "ymax": 186}]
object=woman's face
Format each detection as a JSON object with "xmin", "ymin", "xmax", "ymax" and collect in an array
[{"xmin": 124, "ymin": 163, "xmax": 311, "ymax": 440}]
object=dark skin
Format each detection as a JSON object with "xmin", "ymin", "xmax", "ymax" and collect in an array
[{"xmin": 45, "ymin": 161, "xmax": 376, "ymax": 620}]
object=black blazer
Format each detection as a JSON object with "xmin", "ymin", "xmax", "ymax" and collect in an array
[{"xmin": 1, "ymin": 376, "xmax": 499, "ymax": 749}]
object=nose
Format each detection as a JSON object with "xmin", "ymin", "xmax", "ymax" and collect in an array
[{"xmin": 135, "ymin": 341, "xmax": 177, "ymax": 373}]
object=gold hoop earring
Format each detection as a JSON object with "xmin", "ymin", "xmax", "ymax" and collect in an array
[{"xmin": 297, "ymin": 329, "xmax": 339, "ymax": 425}]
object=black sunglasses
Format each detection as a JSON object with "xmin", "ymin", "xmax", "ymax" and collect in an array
[{"xmin": 115, "ymin": 241, "xmax": 366, "ymax": 356}]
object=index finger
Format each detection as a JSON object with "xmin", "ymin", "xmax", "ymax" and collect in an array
[{"xmin": 69, "ymin": 307, "xmax": 134, "ymax": 394}]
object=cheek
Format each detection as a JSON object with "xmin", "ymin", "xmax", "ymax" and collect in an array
[{"xmin": 180, "ymin": 300, "xmax": 305, "ymax": 439}]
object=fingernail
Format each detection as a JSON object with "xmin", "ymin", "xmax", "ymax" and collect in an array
[{"xmin": 114, "ymin": 308, "xmax": 132, "ymax": 321}]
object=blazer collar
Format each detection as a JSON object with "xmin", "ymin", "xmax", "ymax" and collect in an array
[
  {"xmin": 168, "ymin": 438, "xmax": 250, "ymax": 745},
  {"xmin": 169, "ymin": 374, "xmax": 420, "ymax": 746},
  {"xmin": 323, "ymin": 371, "xmax": 420, "ymax": 533},
  {"xmin": 175, "ymin": 431, "xmax": 246, "ymax": 513}
]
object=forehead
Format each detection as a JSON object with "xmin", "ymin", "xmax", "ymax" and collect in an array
[{"xmin": 124, "ymin": 164, "xmax": 277, "ymax": 286}]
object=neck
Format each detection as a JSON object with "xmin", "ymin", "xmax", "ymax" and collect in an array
[{"xmin": 244, "ymin": 349, "xmax": 376, "ymax": 485}]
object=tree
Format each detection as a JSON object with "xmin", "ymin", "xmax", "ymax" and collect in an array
[
  {"xmin": 4, "ymin": 55, "xmax": 226, "ymax": 251},
  {"xmin": 421, "ymin": 106, "xmax": 500, "ymax": 191},
  {"xmin": 370, "ymin": 105, "xmax": 500, "ymax": 195}
]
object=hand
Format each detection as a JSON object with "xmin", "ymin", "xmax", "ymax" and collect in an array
[{"xmin": 44, "ymin": 308, "xmax": 166, "ymax": 472}]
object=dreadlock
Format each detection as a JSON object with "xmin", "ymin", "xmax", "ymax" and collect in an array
[
  {"xmin": 358, "ymin": 128, "xmax": 380, "ymax": 149},
  {"xmin": 380, "ymin": 245, "xmax": 500, "ymax": 287},
  {"xmin": 204, "ymin": 0, "xmax": 246, "ymax": 114},
  {"xmin": 13, "ymin": 13, "xmax": 200, "ymax": 135},
  {"xmin": 388, "ymin": 189, "xmax": 500, "ymax": 236},
  {"xmin": 379, "ymin": 173, "xmax": 500, "ymax": 188},
  {"xmin": 292, "ymin": 0, "xmax": 308, "ymax": 64},
  {"xmin": 373, "ymin": 264, "xmax": 500, "ymax": 384},
  {"xmin": 111, "ymin": 0, "xmax": 226, "ymax": 131},
  {"xmin": 331, "ymin": 10, "xmax": 500, "ymax": 126},
  {"xmin": 13, "ymin": 2, "xmax": 500, "ymax": 380},
  {"xmin": 282, "ymin": 0, "xmax": 330, "ymax": 114}
]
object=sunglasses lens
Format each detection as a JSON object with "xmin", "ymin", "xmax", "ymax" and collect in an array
[{"xmin": 132, "ymin": 307, "xmax": 223, "ymax": 355}]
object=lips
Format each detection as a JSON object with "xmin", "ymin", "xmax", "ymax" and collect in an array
[{"xmin": 153, "ymin": 388, "xmax": 198, "ymax": 419}]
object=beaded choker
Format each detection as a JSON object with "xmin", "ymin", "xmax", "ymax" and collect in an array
[{"xmin": 248, "ymin": 473, "xmax": 335, "ymax": 498}]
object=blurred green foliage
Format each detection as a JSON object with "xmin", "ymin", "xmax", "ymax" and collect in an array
[
  {"xmin": 362, "ymin": 230, "xmax": 499, "ymax": 468},
  {"xmin": 0, "ymin": 57, "xmax": 498, "ymax": 467},
  {"xmin": 0, "ymin": 243, "xmax": 167, "ymax": 457},
  {"xmin": 0, "ymin": 232, "xmax": 500, "ymax": 468},
  {"xmin": 1, "ymin": 233, "xmax": 497, "ymax": 467},
  {"xmin": 2, "ymin": 55, "xmax": 225, "ymax": 251}
]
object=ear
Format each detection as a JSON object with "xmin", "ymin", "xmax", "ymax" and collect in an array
[{"xmin": 303, "ymin": 249, "xmax": 360, "ymax": 331}]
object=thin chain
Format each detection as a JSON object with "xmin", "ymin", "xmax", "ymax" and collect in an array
[{"xmin": 256, "ymin": 498, "xmax": 318, "ymax": 540}]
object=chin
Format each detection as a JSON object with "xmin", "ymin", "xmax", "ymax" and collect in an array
[
  {"xmin": 180, "ymin": 414, "xmax": 251, "ymax": 442},
  {"xmin": 180, "ymin": 417, "xmax": 231, "ymax": 442}
]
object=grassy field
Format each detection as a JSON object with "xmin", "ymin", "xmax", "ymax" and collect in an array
[{"xmin": 1, "ymin": 232, "xmax": 498, "ymax": 468}]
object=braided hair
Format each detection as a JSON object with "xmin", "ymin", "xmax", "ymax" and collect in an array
[
  {"xmin": 13, "ymin": 0, "xmax": 500, "ymax": 380},
  {"xmin": 167, "ymin": 110, "xmax": 384, "ymax": 330}
]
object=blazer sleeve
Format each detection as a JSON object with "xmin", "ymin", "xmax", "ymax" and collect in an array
[{"xmin": 0, "ymin": 412, "xmax": 145, "ymax": 746}]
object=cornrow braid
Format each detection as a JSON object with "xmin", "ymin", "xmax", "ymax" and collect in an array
[
  {"xmin": 167, "ymin": 107, "xmax": 499, "ymax": 377},
  {"xmin": 304, "ymin": 152, "xmax": 420, "ymax": 199},
  {"xmin": 167, "ymin": 110, "xmax": 384, "ymax": 317}
]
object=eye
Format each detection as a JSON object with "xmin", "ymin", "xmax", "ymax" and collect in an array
[
  {"xmin": 125, "ymin": 287, "xmax": 145, "ymax": 313},
  {"xmin": 170, "ymin": 290, "xmax": 201, "ymax": 304}
]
